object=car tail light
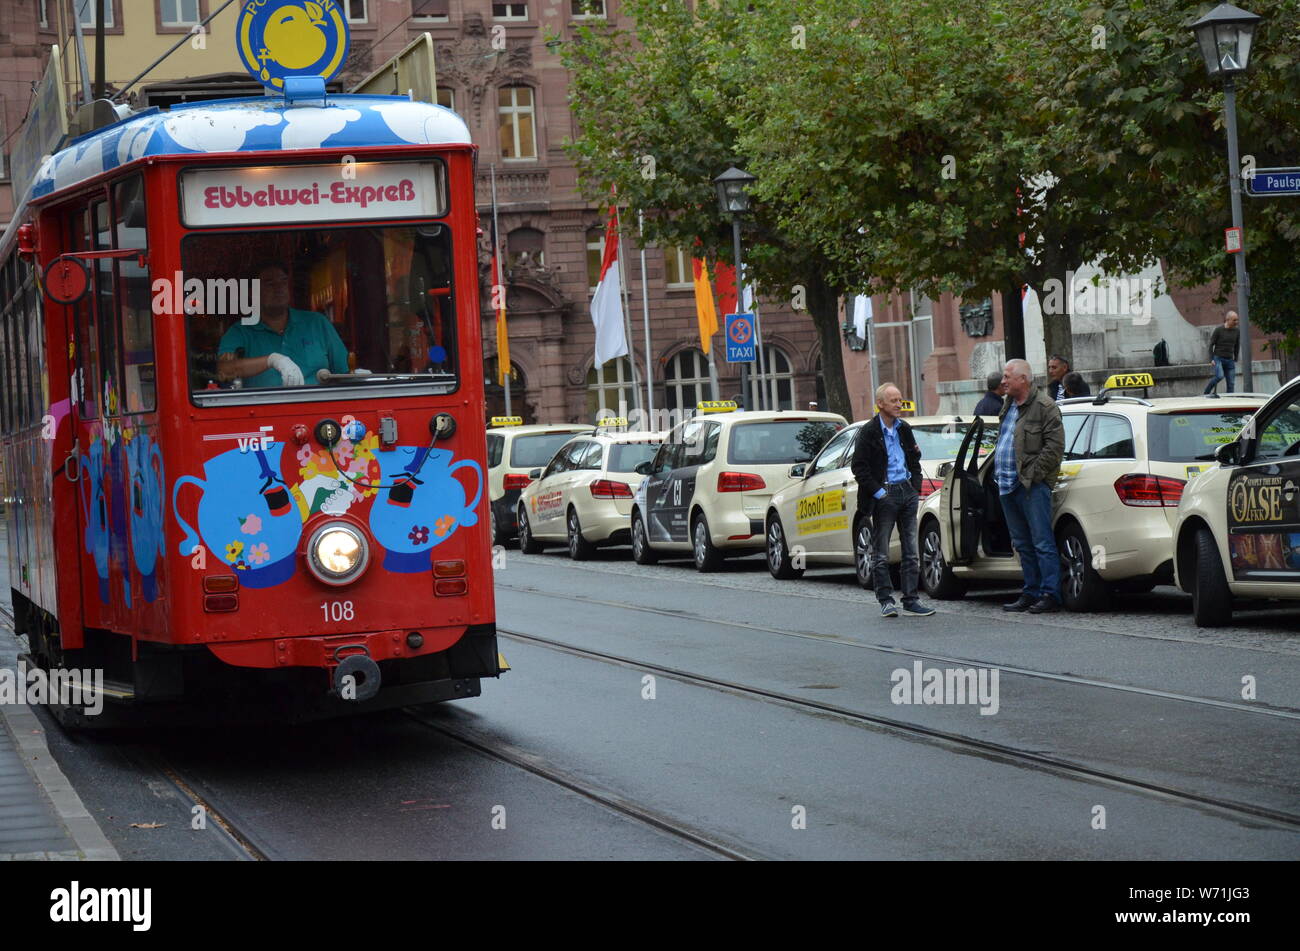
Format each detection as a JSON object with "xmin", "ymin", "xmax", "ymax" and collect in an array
[
  {"xmin": 503, "ymin": 473, "xmax": 532, "ymax": 491},
  {"xmin": 1114, "ymin": 473, "xmax": 1186, "ymax": 507},
  {"xmin": 717, "ymin": 471, "xmax": 767, "ymax": 492},
  {"xmin": 920, "ymin": 477, "xmax": 943, "ymax": 498},
  {"xmin": 590, "ymin": 479, "xmax": 633, "ymax": 499}
]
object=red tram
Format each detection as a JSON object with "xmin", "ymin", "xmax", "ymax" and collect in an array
[{"xmin": 0, "ymin": 91, "xmax": 502, "ymax": 722}]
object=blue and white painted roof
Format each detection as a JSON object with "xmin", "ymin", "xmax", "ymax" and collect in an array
[{"xmin": 31, "ymin": 95, "xmax": 471, "ymax": 200}]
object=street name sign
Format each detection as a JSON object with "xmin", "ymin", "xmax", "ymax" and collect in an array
[{"xmin": 1246, "ymin": 168, "xmax": 1300, "ymax": 197}]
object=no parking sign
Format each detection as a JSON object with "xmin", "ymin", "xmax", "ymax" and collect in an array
[{"xmin": 725, "ymin": 312, "xmax": 755, "ymax": 363}]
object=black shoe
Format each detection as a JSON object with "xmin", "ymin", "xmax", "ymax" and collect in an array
[
  {"xmin": 1028, "ymin": 597, "xmax": 1060, "ymax": 614},
  {"xmin": 1002, "ymin": 594, "xmax": 1035, "ymax": 612}
]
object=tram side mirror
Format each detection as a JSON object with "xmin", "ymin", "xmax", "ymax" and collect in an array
[
  {"xmin": 635, "ymin": 461, "xmax": 652, "ymax": 476},
  {"xmin": 529, "ymin": 468, "xmax": 542, "ymax": 480},
  {"xmin": 1215, "ymin": 441, "xmax": 1239, "ymax": 466},
  {"xmin": 789, "ymin": 463, "xmax": 807, "ymax": 479}
]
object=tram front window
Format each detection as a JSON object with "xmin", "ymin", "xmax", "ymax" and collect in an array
[{"xmin": 183, "ymin": 224, "xmax": 457, "ymax": 401}]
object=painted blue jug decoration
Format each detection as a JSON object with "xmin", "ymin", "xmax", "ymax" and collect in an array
[
  {"xmin": 126, "ymin": 432, "xmax": 166, "ymax": 602},
  {"xmin": 369, "ymin": 445, "xmax": 482, "ymax": 571},
  {"xmin": 78, "ymin": 438, "xmax": 110, "ymax": 603},
  {"xmin": 173, "ymin": 443, "xmax": 302, "ymax": 588}
]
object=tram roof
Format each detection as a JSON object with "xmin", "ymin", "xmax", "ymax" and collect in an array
[{"xmin": 29, "ymin": 94, "xmax": 473, "ymax": 202}]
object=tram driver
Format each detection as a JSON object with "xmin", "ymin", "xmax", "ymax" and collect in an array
[{"xmin": 216, "ymin": 264, "xmax": 350, "ymax": 387}]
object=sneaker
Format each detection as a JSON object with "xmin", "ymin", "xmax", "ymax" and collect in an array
[
  {"xmin": 880, "ymin": 600, "xmax": 899, "ymax": 618},
  {"xmin": 901, "ymin": 598, "xmax": 935, "ymax": 617}
]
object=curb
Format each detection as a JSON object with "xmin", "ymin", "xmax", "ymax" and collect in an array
[{"xmin": 0, "ymin": 674, "xmax": 121, "ymax": 862}]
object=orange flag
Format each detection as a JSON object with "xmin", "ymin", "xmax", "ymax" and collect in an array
[{"xmin": 692, "ymin": 257, "xmax": 719, "ymax": 354}]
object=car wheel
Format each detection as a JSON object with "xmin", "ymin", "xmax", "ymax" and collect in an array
[
  {"xmin": 567, "ymin": 508, "xmax": 596, "ymax": 561},
  {"xmin": 1057, "ymin": 522, "xmax": 1109, "ymax": 612},
  {"xmin": 490, "ymin": 505, "xmax": 508, "ymax": 548},
  {"xmin": 766, "ymin": 514, "xmax": 804, "ymax": 580},
  {"xmin": 631, "ymin": 511, "xmax": 658, "ymax": 565},
  {"xmin": 1192, "ymin": 527, "xmax": 1233, "ymax": 627},
  {"xmin": 853, "ymin": 516, "xmax": 875, "ymax": 590},
  {"xmin": 920, "ymin": 518, "xmax": 967, "ymax": 600},
  {"xmin": 517, "ymin": 504, "xmax": 542, "ymax": 554},
  {"xmin": 692, "ymin": 512, "xmax": 724, "ymax": 572}
]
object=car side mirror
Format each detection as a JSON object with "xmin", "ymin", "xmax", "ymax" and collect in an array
[
  {"xmin": 937, "ymin": 461, "xmax": 953, "ymax": 480},
  {"xmin": 635, "ymin": 461, "xmax": 652, "ymax": 476},
  {"xmin": 1214, "ymin": 442, "xmax": 1239, "ymax": 467},
  {"xmin": 789, "ymin": 463, "xmax": 807, "ymax": 479},
  {"xmin": 529, "ymin": 468, "xmax": 542, "ymax": 480}
]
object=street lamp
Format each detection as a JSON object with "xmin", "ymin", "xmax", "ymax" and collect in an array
[
  {"xmin": 714, "ymin": 166, "xmax": 763, "ymax": 407},
  {"xmin": 1191, "ymin": 3, "xmax": 1262, "ymax": 391}
]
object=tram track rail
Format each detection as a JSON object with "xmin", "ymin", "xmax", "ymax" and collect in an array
[
  {"xmin": 403, "ymin": 706, "xmax": 762, "ymax": 860},
  {"xmin": 497, "ymin": 580, "xmax": 1300, "ymax": 720},
  {"xmin": 496, "ymin": 626, "xmax": 1300, "ymax": 832}
]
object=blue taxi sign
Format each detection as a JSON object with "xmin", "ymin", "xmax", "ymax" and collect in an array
[
  {"xmin": 725, "ymin": 312, "xmax": 755, "ymax": 363},
  {"xmin": 236, "ymin": 0, "xmax": 351, "ymax": 91}
]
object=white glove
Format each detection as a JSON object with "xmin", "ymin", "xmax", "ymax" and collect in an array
[{"xmin": 267, "ymin": 353, "xmax": 304, "ymax": 386}]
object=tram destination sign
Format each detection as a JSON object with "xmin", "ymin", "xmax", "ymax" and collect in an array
[
  {"xmin": 1246, "ymin": 167, "xmax": 1300, "ymax": 197},
  {"xmin": 180, "ymin": 161, "xmax": 446, "ymax": 227}
]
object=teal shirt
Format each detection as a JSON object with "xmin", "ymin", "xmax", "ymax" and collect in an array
[{"xmin": 218, "ymin": 308, "xmax": 349, "ymax": 387}]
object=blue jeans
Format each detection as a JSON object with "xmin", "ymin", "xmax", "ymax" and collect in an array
[
  {"xmin": 1205, "ymin": 356, "xmax": 1236, "ymax": 394},
  {"xmin": 1000, "ymin": 482, "xmax": 1060, "ymax": 602},
  {"xmin": 871, "ymin": 483, "xmax": 919, "ymax": 603}
]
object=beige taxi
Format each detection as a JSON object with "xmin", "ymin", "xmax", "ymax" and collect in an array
[
  {"xmin": 918, "ymin": 374, "xmax": 1269, "ymax": 611},
  {"xmin": 1175, "ymin": 374, "xmax": 1300, "ymax": 626},
  {"xmin": 629, "ymin": 403, "xmax": 847, "ymax": 571},
  {"xmin": 764, "ymin": 409, "xmax": 1000, "ymax": 584},
  {"xmin": 516, "ymin": 423, "xmax": 666, "ymax": 559},
  {"xmin": 486, "ymin": 418, "xmax": 594, "ymax": 545}
]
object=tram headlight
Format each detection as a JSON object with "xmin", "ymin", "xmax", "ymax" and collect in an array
[{"xmin": 306, "ymin": 522, "xmax": 370, "ymax": 586}]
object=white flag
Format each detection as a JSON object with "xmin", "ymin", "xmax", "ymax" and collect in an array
[{"xmin": 590, "ymin": 207, "xmax": 629, "ymax": 367}]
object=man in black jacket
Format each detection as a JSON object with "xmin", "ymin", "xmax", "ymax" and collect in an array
[{"xmin": 850, "ymin": 383, "xmax": 934, "ymax": 618}]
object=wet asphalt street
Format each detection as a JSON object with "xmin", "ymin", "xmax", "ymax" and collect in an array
[{"xmin": 5, "ymin": 543, "xmax": 1299, "ymax": 860}]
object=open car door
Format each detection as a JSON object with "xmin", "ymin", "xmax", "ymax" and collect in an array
[{"xmin": 943, "ymin": 418, "xmax": 986, "ymax": 565}]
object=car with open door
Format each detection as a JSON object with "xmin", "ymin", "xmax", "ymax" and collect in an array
[
  {"xmin": 1175, "ymin": 374, "xmax": 1300, "ymax": 626},
  {"xmin": 918, "ymin": 375, "xmax": 1268, "ymax": 610}
]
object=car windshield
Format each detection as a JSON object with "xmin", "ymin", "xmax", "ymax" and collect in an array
[
  {"xmin": 727, "ymin": 420, "xmax": 841, "ymax": 465},
  {"xmin": 912, "ymin": 424, "xmax": 999, "ymax": 460},
  {"xmin": 1147, "ymin": 410, "xmax": 1257, "ymax": 462},
  {"xmin": 183, "ymin": 223, "xmax": 456, "ymax": 403},
  {"xmin": 609, "ymin": 442, "xmax": 661, "ymax": 472},
  {"xmin": 511, "ymin": 433, "xmax": 585, "ymax": 468}
]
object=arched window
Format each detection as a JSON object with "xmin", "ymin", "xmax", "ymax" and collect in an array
[
  {"xmin": 508, "ymin": 227, "xmax": 545, "ymax": 268},
  {"xmin": 498, "ymin": 86, "xmax": 537, "ymax": 160},
  {"xmin": 587, "ymin": 357, "xmax": 635, "ymax": 420},
  {"xmin": 485, "ymin": 358, "xmax": 527, "ymax": 421},
  {"xmin": 664, "ymin": 349, "xmax": 711, "ymax": 413},
  {"xmin": 753, "ymin": 346, "xmax": 796, "ymax": 410}
]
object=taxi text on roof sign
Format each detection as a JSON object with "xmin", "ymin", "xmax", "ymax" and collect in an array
[
  {"xmin": 697, "ymin": 401, "xmax": 738, "ymax": 413},
  {"xmin": 899, "ymin": 400, "xmax": 917, "ymax": 413},
  {"xmin": 595, "ymin": 417, "xmax": 629, "ymax": 428},
  {"xmin": 490, "ymin": 416, "xmax": 522, "ymax": 427},
  {"xmin": 1103, "ymin": 373, "xmax": 1155, "ymax": 390}
]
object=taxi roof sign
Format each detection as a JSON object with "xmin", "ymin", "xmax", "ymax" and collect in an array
[
  {"xmin": 595, "ymin": 416, "xmax": 629, "ymax": 428},
  {"xmin": 1102, "ymin": 372, "xmax": 1155, "ymax": 390},
  {"xmin": 899, "ymin": 399, "xmax": 917, "ymax": 413},
  {"xmin": 490, "ymin": 416, "xmax": 523, "ymax": 427},
  {"xmin": 697, "ymin": 400, "xmax": 738, "ymax": 414}
]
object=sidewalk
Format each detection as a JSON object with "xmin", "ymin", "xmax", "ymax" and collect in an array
[{"xmin": 0, "ymin": 526, "xmax": 118, "ymax": 860}]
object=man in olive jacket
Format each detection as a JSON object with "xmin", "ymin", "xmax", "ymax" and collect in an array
[{"xmin": 995, "ymin": 359, "xmax": 1066, "ymax": 613}]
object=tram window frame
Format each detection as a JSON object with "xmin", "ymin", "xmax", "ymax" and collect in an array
[
  {"xmin": 11, "ymin": 261, "xmax": 28, "ymax": 430},
  {"xmin": 180, "ymin": 220, "xmax": 460, "ymax": 407},
  {"xmin": 1, "ymin": 267, "xmax": 13, "ymax": 432},
  {"xmin": 112, "ymin": 174, "xmax": 155, "ymax": 415},
  {"xmin": 24, "ymin": 266, "xmax": 44, "ymax": 427},
  {"xmin": 70, "ymin": 205, "xmax": 101, "ymax": 421}
]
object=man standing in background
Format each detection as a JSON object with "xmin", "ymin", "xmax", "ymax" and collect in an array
[
  {"xmin": 973, "ymin": 372, "xmax": 1006, "ymax": 417},
  {"xmin": 1204, "ymin": 311, "xmax": 1241, "ymax": 394}
]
